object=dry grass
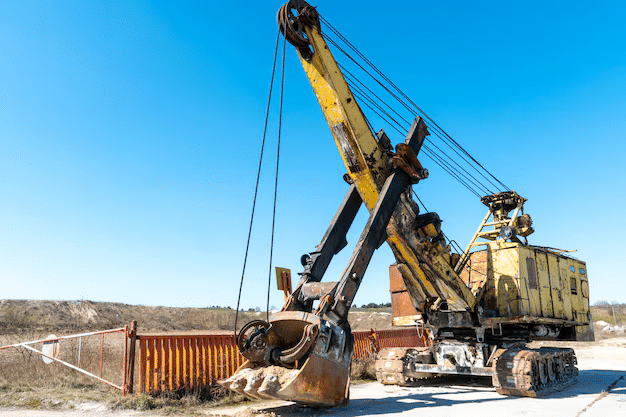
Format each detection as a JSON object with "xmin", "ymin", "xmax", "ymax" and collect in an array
[
  {"xmin": 0, "ymin": 303, "xmax": 253, "ymax": 412},
  {"xmin": 351, "ymin": 353, "xmax": 377, "ymax": 382},
  {"xmin": 591, "ymin": 305, "xmax": 625, "ymax": 326},
  {"xmin": 0, "ymin": 300, "xmax": 621, "ymax": 412},
  {"xmin": 0, "ymin": 331, "xmax": 126, "ymax": 386},
  {"xmin": 0, "ymin": 328, "xmax": 128, "ymax": 411},
  {"xmin": 0, "ymin": 300, "xmax": 394, "ymax": 336}
]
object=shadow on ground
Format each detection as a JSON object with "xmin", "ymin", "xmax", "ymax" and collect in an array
[{"xmin": 257, "ymin": 370, "xmax": 626, "ymax": 416}]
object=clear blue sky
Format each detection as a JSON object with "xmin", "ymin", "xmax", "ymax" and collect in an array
[{"xmin": 1, "ymin": 1, "xmax": 625, "ymax": 310}]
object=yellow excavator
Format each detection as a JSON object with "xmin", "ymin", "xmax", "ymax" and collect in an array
[{"xmin": 220, "ymin": 0, "xmax": 593, "ymax": 406}]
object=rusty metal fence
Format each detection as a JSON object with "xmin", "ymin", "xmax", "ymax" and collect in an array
[
  {"xmin": 136, "ymin": 334, "xmax": 244, "ymax": 394},
  {"xmin": 1, "ymin": 322, "xmax": 427, "ymax": 396},
  {"xmin": 134, "ymin": 327, "xmax": 427, "ymax": 395},
  {"xmin": 353, "ymin": 328, "xmax": 428, "ymax": 358}
]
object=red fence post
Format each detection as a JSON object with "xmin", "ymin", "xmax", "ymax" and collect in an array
[
  {"xmin": 122, "ymin": 325, "xmax": 128, "ymax": 396},
  {"xmin": 126, "ymin": 321, "xmax": 137, "ymax": 394}
]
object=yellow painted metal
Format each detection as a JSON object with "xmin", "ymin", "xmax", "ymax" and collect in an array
[
  {"xmin": 517, "ymin": 247, "xmax": 536, "ymax": 315},
  {"xmin": 275, "ymin": 267, "xmax": 290, "ymax": 291},
  {"xmin": 299, "ymin": 29, "xmax": 386, "ymax": 194},
  {"xmin": 298, "ymin": 23, "xmax": 476, "ymax": 312},
  {"xmin": 562, "ymin": 257, "xmax": 587, "ymax": 322},
  {"xmin": 488, "ymin": 242, "xmax": 521, "ymax": 316},
  {"xmin": 547, "ymin": 253, "xmax": 565, "ymax": 319},
  {"xmin": 535, "ymin": 252, "xmax": 554, "ymax": 318},
  {"xmin": 558, "ymin": 260, "xmax": 574, "ymax": 320},
  {"xmin": 479, "ymin": 241, "xmax": 591, "ymax": 338},
  {"xmin": 392, "ymin": 315, "xmax": 423, "ymax": 327}
]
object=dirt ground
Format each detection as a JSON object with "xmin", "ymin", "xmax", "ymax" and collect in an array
[
  {"xmin": 207, "ymin": 338, "xmax": 626, "ymax": 417},
  {"xmin": 0, "ymin": 337, "xmax": 624, "ymax": 417}
]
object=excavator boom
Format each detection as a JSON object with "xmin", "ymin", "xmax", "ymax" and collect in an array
[
  {"xmin": 282, "ymin": 0, "xmax": 476, "ymax": 316},
  {"xmin": 220, "ymin": 1, "xmax": 477, "ymax": 406}
]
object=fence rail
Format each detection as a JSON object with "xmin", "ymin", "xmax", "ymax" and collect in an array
[
  {"xmin": 0, "ymin": 326, "xmax": 130, "ymax": 394},
  {"xmin": 135, "ymin": 327, "xmax": 428, "ymax": 395},
  {"xmin": 1, "ymin": 322, "xmax": 428, "ymax": 396}
]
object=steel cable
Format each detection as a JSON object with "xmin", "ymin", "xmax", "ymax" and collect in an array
[
  {"xmin": 234, "ymin": 29, "xmax": 281, "ymax": 339},
  {"xmin": 320, "ymin": 17, "xmax": 509, "ymax": 190},
  {"xmin": 266, "ymin": 31, "xmax": 288, "ymax": 322},
  {"xmin": 350, "ymin": 85, "xmax": 483, "ymax": 197},
  {"xmin": 329, "ymin": 35, "xmax": 492, "ymax": 196},
  {"xmin": 319, "ymin": 17, "xmax": 510, "ymax": 193}
]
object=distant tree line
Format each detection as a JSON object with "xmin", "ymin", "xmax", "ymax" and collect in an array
[
  {"xmin": 207, "ymin": 306, "xmax": 272, "ymax": 312},
  {"xmin": 359, "ymin": 302, "xmax": 392, "ymax": 309},
  {"xmin": 594, "ymin": 301, "xmax": 625, "ymax": 307}
]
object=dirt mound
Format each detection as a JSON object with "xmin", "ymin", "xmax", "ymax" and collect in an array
[
  {"xmin": 0, "ymin": 300, "xmax": 396, "ymax": 335},
  {"xmin": 0, "ymin": 300, "xmax": 258, "ymax": 334}
]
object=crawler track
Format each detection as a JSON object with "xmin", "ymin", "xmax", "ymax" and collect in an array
[
  {"xmin": 492, "ymin": 347, "xmax": 578, "ymax": 397},
  {"xmin": 376, "ymin": 346, "xmax": 578, "ymax": 397},
  {"xmin": 375, "ymin": 347, "xmax": 438, "ymax": 386}
]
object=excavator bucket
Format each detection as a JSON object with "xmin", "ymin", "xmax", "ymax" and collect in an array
[{"xmin": 219, "ymin": 311, "xmax": 354, "ymax": 407}]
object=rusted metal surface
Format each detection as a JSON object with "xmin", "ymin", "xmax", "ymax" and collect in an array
[
  {"xmin": 458, "ymin": 250, "xmax": 488, "ymax": 294},
  {"xmin": 391, "ymin": 143, "xmax": 428, "ymax": 183},
  {"xmin": 391, "ymin": 292, "xmax": 419, "ymax": 318},
  {"xmin": 375, "ymin": 328, "xmax": 428, "ymax": 350},
  {"xmin": 136, "ymin": 333, "xmax": 245, "ymax": 394},
  {"xmin": 133, "ymin": 328, "xmax": 423, "ymax": 395},
  {"xmin": 300, "ymin": 282, "xmax": 337, "ymax": 300},
  {"xmin": 389, "ymin": 264, "xmax": 419, "ymax": 323},
  {"xmin": 389, "ymin": 263, "xmax": 407, "ymax": 293},
  {"xmin": 354, "ymin": 328, "xmax": 427, "ymax": 358},
  {"xmin": 277, "ymin": 0, "xmax": 320, "ymax": 60},
  {"xmin": 124, "ymin": 321, "xmax": 137, "ymax": 394},
  {"xmin": 353, "ymin": 331, "xmax": 378, "ymax": 358},
  {"xmin": 492, "ymin": 347, "xmax": 578, "ymax": 397},
  {"xmin": 275, "ymin": 267, "xmax": 293, "ymax": 302},
  {"xmin": 219, "ymin": 311, "xmax": 353, "ymax": 406},
  {"xmin": 219, "ymin": 312, "xmax": 424, "ymax": 406},
  {"xmin": 389, "ymin": 264, "xmax": 423, "ymax": 326}
]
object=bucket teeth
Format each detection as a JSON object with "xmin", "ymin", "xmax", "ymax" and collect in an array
[
  {"xmin": 220, "ymin": 368, "xmax": 251, "ymax": 396},
  {"xmin": 220, "ymin": 367, "xmax": 293, "ymax": 402},
  {"xmin": 243, "ymin": 374, "xmax": 266, "ymax": 399},
  {"xmin": 228, "ymin": 379, "xmax": 246, "ymax": 396},
  {"xmin": 257, "ymin": 374, "xmax": 281, "ymax": 397}
]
